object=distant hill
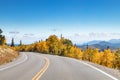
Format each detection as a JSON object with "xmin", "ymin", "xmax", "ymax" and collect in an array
[
  {"xmin": 7, "ymin": 43, "xmax": 20, "ymax": 46},
  {"xmin": 108, "ymin": 39, "xmax": 120, "ymax": 44},
  {"xmin": 77, "ymin": 39, "xmax": 120, "ymax": 50},
  {"xmin": 84, "ymin": 40, "xmax": 102, "ymax": 45}
]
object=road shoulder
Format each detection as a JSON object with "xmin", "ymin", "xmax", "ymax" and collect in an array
[
  {"xmin": 0, "ymin": 53, "xmax": 27, "ymax": 71},
  {"xmin": 83, "ymin": 60, "xmax": 120, "ymax": 79}
]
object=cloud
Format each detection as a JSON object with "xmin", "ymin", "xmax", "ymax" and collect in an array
[
  {"xmin": 24, "ymin": 33, "xmax": 34, "ymax": 36},
  {"xmin": 51, "ymin": 29, "xmax": 57, "ymax": 31},
  {"xmin": 51, "ymin": 28, "xmax": 61, "ymax": 32},
  {"xmin": 74, "ymin": 33, "xmax": 88, "ymax": 37},
  {"xmin": 89, "ymin": 32, "xmax": 120, "ymax": 38},
  {"xmin": 23, "ymin": 33, "xmax": 35, "ymax": 38},
  {"xmin": 9, "ymin": 31, "xmax": 19, "ymax": 34}
]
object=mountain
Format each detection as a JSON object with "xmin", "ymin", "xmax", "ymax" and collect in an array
[
  {"xmin": 108, "ymin": 39, "xmax": 120, "ymax": 44},
  {"xmin": 84, "ymin": 40, "xmax": 102, "ymax": 45},
  {"xmin": 77, "ymin": 39, "xmax": 120, "ymax": 50},
  {"xmin": 7, "ymin": 43, "xmax": 20, "ymax": 46}
]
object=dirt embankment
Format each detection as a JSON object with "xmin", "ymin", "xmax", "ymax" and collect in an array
[{"xmin": 0, "ymin": 46, "xmax": 19, "ymax": 65}]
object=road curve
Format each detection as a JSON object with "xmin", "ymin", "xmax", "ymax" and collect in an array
[
  {"xmin": 0, "ymin": 52, "xmax": 47, "ymax": 80},
  {"xmin": 0, "ymin": 52, "xmax": 119, "ymax": 80}
]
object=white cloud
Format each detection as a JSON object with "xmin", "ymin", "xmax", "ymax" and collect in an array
[
  {"xmin": 9, "ymin": 31, "xmax": 19, "ymax": 34},
  {"xmin": 88, "ymin": 32, "xmax": 120, "ymax": 39}
]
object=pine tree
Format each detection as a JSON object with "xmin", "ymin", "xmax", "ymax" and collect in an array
[
  {"xmin": 0, "ymin": 29, "xmax": 3, "ymax": 35},
  {"xmin": 11, "ymin": 38, "xmax": 15, "ymax": 47},
  {"xmin": 0, "ymin": 29, "xmax": 6, "ymax": 45},
  {"xmin": 60, "ymin": 34, "xmax": 63, "ymax": 39},
  {"xmin": 19, "ymin": 40, "xmax": 22, "ymax": 46}
]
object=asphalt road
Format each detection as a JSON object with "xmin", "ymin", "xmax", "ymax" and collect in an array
[{"xmin": 0, "ymin": 52, "xmax": 119, "ymax": 80}]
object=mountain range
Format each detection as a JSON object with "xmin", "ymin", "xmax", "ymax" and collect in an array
[{"xmin": 77, "ymin": 39, "xmax": 120, "ymax": 50}]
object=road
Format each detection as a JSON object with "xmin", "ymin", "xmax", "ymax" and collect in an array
[{"xmin": 0, "ymin": 52, "xmax": 118, "ymax": 80}]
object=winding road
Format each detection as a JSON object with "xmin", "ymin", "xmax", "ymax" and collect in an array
[{"xmin": 0, "ymin": 52, "xmax": 119, "ymax": 80}]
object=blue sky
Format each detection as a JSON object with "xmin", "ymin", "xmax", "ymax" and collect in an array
[{"xmin": 0, "ymin": 0, "xmax": 120, "ymax": 44}]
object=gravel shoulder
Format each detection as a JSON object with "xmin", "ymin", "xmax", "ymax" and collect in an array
[{"xmin": 83, "ymin": 60, "xmax": 120, "ymax": 80}]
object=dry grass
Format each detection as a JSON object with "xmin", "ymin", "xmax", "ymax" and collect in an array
[{"xmin": 0, "ymin": 46, "xmax": 19, "ymax": 65}]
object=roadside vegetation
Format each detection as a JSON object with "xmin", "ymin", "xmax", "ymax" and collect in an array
[{"xmin": 0, "ymin": 29, "xmax": 19, "ymax": 65}]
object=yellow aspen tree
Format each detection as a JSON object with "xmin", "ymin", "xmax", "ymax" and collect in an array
[
  {"xmin": 75, "ymin": 48, "xmax": 83, "ymax": 60},
  {"xmin": 102, "ymin": 49, "xmax": 115, "ymax": 68},
  {"xmin": 91, "ymin": 48, "xmax": 101, "ymax": 64}
]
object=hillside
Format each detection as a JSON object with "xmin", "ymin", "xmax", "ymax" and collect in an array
[{"xmin": 0, "ymin": 46, "xmax": 19, "ymax": 65}]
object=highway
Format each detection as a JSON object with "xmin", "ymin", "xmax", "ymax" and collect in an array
[{"xmin": 0, "ymin": 52, "xmax": 118, "ymax": 80}]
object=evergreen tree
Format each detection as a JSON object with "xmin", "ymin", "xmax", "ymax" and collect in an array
[
  {"xmin": 62, "ymin": 39, "xmax": 73, "ymax": 46},
  {"xmin": 86, "ymin": 44, "xmax": 89, "ymax": 49},
  {"xmin": 19, "ymin": 40, "xmax": 22, "ymax": 46},
  {"xmin": 0, "ymin": 29, "xmax": 6, "ymax": 45},
  {"xmin": 11, "ymin": 38, "xmax": 15, "ymax": 47},
  {"xmin": 107, "ymin": 46, "xmax": 110, "ymax": 50},
  {"xmin": 0, "ymin": 29, "xmax": 3, "ymax": 35},
  {"xmin": 60, "ymin": 34, "xmax": 63, "ymax": 39}
]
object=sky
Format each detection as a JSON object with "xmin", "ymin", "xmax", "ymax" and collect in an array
[{"xmin": 0, "ymin": 0, "xmax": 120, "ymax": 44}]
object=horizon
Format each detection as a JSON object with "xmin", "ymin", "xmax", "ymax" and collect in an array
[
  {"xmin": 4, "ymin": 34, "xmax": 120, "ymax": 45},
  {"xmin": 0, "ymin": 0, "xmax": 120, "ymax": 44}
]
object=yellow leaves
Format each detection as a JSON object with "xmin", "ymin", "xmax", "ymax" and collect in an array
[
  {"xmin": 36, "ymin": 41, "xmax": 49, "ymax": 53},
  {"xmin": 91, "ymin": 48, "xmax": 100, "ymax": 64},
  {"xmin": 81, "ymin": 47, "xmax": 117, "ymax": 68},
  {"xmin": 101, "ymin": 49, "xmax": 115, "ymax": 68},
  {"xmin": 46, "ymin": 35, "xmax": 60, "ymax": 54},
  {"xmin": 65, "ymin": 46, "xmax": 83, "ymax": 59},
  {"xmin": 114, "ymin": 49, "xmax": 120, "ymax": 69},
  {"xmin": 75, "ymin": 48, "xmax": 83, "ymax": 60}
]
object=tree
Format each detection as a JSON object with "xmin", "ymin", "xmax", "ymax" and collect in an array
[
  {"xmin": 114, "ymin": 49, "xmax": 120, "ymax": 69},
  {"xmin": 0, "ymin": 29, "xmax": 3, "ymax": 35},
  {"xmin": 36, "ymin": 41, "xmax": 49, "ymax": 53},
  {"xmin": 46, "ymin": 35, "xmax": 60, "ymax": 54},
  {"xmin": 62, "ymin": 39, "xmax": 73, "ymax": 46},
  {"xmin": 101, "ymin": 49, "xmax": 115, "ymax": 68},
  {"xmin": 19, "ymin": 40, "xmax": 22, "ymax": 46},
  {"xmin": 0, "ymin": 29, "xmax": 6, "ymax": 45},
  {"xmin": 2, "ymin": 36, "xmax": 6, "ymax": 45},
  {"xmin": 91, "ymin": 48, "xmax": 101, "ymax": 64},
  {"xmin": 11, "ymin": 38, "xmax": 15, "ymax": 47}
]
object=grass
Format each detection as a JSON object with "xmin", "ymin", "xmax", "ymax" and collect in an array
[{"xmin": 0, "ymin": 46, "xmax": 19, "ymax": 65}]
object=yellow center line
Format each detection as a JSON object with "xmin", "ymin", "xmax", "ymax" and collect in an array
[{"xmin": 32, "ymin": 57, "xmax": 50, "ymax": 80}]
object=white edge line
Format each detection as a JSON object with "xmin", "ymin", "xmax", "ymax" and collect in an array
[
  {"xmin": 0, "ymin": 53, "xmax": 28, "ymax": 71},
  {"xmin": 74, "ymin": 59, "xmax": 118, "ymax": 80}
]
